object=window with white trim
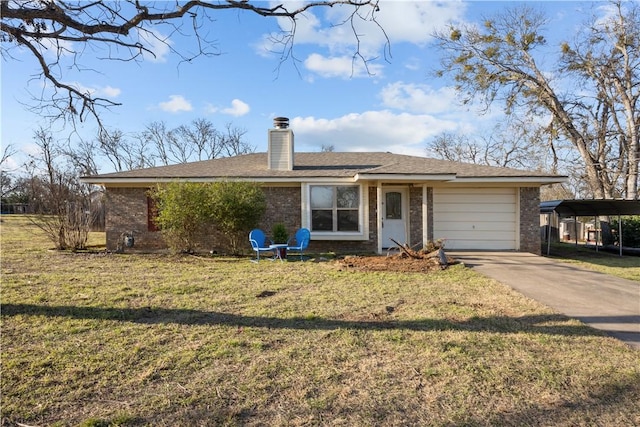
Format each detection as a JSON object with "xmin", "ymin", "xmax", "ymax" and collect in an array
[{"xmin": 310, "ymin": 185, "xmax": 360, "ymax": 232}]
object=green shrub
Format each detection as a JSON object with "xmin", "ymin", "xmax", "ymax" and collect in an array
[
  {"xmin": 149, "ymin": 181, "xmax": 214, "ymax": 253},
  {"xmin": 612, "ymin": 216, "xmax": 640, "ymax": 247},
  {"xmin": 208, "ymin": 181, "xmax": 266, "ymax": 254},
  {"xmin": 150, "ymin": 181, "xmax": 266, "ymax": 254},
  {"xmin": 271, "ymin": 222, "xmax": 289, "ymax": 244}
]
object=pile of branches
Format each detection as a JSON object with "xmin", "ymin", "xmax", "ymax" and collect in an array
[{"xmin": 389, "ymin": 239, "xmax": 452, "ymax": 269}]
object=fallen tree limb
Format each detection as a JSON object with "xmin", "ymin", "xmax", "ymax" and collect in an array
[{"xmin": 390, "ymin": 238, "xmax": 422, "ymax": 259}]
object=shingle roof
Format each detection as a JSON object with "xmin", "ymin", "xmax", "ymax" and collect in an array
[{"xmin": 81, "ymin": 152, "xmax": 564, "ymax": 183}]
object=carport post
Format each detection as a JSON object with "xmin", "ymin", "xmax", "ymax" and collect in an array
[
  {"xmin": 546, "ymin": 213, "xmax": 552, "ymax": 256},
  {"xmin": 618, "ymin": 214, "xmax": 622, "ymax": 257},
  {"xmin": 594, "ymin": 216, "xmax": 598, "ymax": 252}
]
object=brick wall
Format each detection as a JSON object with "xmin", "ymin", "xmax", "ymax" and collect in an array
[
  {"xmin": 409, "ymin": 187, "xmax": 423, "ymax": 247},
  {"xmin": 105, "ymin": 187, "xmax": 226, "ymax": 252},
  {"xmin": 104, "ymin": 185, "xmax": 380, "ymax": 254},
  {"xmin": 519, "ymin": 187, "xmax": 541, "ymax": 254},
  {"xmin": 104, "ymin": 184, "xmax": 541, "ymax": 255},
  {"xmin": 105, "ymin": 187, "xmax": 165, "ymax": 251},
  {"xmin": 258, "ymin": 186, "xmax": 301, "ymax": 241}
]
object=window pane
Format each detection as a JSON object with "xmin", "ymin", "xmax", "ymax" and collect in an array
[
  {"xmin": 311, "ymin": 186, "xmax": 333, "ymax": 209},
  {"xmin": 337, "ymin": 210, "xmax": 359, "ymax": 231},
  {"xmin": 385, "ymin": 192, "xmax": 402, "ymax": 219},
  {"xmin": 337, "ymin": 186, "xmax": 359, "ymax": 208},
  {"xmin": 312, "ymin": 210, "xmax": 333, "ymax": 231}
]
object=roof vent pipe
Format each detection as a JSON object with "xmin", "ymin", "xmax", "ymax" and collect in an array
[{"xmin": 273, "ymin": 117, "xmax": 289, "ymax": 129}]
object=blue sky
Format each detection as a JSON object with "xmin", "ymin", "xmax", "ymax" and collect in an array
[{"xmin": 1, "ymin": 1, "xmax": 599, "ymax": 173}]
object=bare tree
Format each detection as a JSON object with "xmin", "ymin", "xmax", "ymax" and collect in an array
[
  {"xmin": 0, "ymin": 144, "xmax": 18, "ymax": 201},
  {"xmin": 174, "ymin": 119, "xmax": 221, "ymax": 161},
  {"xmin": 63, "ymin": 138, "xmax": 99, "ymax": 177},
  {"xmin": 559, "ymin": 2, "xmax": 639, "ymax": 199},
  {"xmin": 1, "ymin": 1, "xmax": 384, "ymax": 128},
  {"xmin": 141, "ymin": 121, "xmax": 172, "ymax": 167},
  {"xmin": 96, "ymin": 129, "xmax": 130, "ymax": 172},
  {"xmin": 100, "ymin": 119, "xmax": 254, "ymax": 170},
  {"xmin": 428, "ymin": 118, "xmax": 566, "ymax": 171},
  {"xmin": 220, "ymin": 123, "xmax": 254, "ymax": 157},
  {"xmin": 1, "ymin": 144, "xmax": 17, "ymax": 169},
  {"xmin": 27, "ymin": 127, "xmax": 94, "ymax": 249},
  {"xmin": 434, "ymin": 1, "xmax": 639, "ymax": 199}
]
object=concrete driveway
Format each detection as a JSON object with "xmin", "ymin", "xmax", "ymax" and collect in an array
[{"xmin": 449, "ymin": 252, "xmax": 640, "ymax": 349}]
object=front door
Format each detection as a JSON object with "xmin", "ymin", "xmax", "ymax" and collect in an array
[{"xmin": 381, "ymin": 188, "xmax": 407, "ymax": 248}]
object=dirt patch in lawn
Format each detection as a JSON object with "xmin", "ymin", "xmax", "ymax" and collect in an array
[{"xmin": 335, "ymin": 250, "xmax": 457, "ymax": 273}]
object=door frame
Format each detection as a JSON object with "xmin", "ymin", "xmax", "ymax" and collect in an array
[{"xmin": 378, "ymin": 186, "xmax": 409, "ymax": 251}]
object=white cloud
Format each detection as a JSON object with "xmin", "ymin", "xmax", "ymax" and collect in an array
[
  {"xmin": 261, "ymin": 0, "xmax": 467, "ymax": 76},
  {"xmin": 52, "ymin": 81, "xmax": 121, "ymax": 100},
  {"xmin": 138, "ymin": 28, "xmax": 172, "ymax": 63},
  {"xmin": 290, "ymin": 111, "xmax": 460, "ymax": 156},
  {"xmin": 374, "ymin": 1, "xmax": 466, "ymax": 45},
  {"xmin": 206, "ymin": 99, "xmax": 251, "ymax": 116},
  {"xmin": 158, "ymin": 95, "xmax": 193, "ymax": 113},
  {"xmin": 98, "ymin": 85, "xmax": 122, "ymax": 98},
  {"xmin": 37, "ymin": 38, "xmax": 74, "ymax": 59},
  {"xmin": 304, "ymin": 53, "xmax": 383, "ymax": 79},
  {"xmin": 380, "ymin": 82, "xmax": 460, "ymax": 115},
  {"xmin": 222, "ymin": 99, "xmax": 251, "ymax": 117}
]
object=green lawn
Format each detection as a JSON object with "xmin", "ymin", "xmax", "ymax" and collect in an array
[
  {"xmin": 546, "ymin": 242, "xmax": 640, "ymax": 281},
  {"xmin": 2, "ymin": 216, "xmax": 639, "ymax": 426}
]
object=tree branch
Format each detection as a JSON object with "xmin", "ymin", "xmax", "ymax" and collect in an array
[{"xmin": 2, "ymin": 0, "xmax": 382, "ymax": 131}]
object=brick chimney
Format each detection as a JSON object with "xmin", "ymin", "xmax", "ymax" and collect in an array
[{"xmin": 268, "ymin": 117, "xmax": 294, "ymax": 170}]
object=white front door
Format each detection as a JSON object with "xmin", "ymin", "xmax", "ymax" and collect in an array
[{"xmin": 381, "ymin": 188, "xmax": 407, "ymax": 248}]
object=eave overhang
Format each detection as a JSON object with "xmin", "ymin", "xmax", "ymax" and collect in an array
[
  {"xmin": 81, "ymin": 173, "xmax": 567, "ymax": 187},
  {"xmin": 354, "ymin": 173, "xmax": 456, "ymax": 182},
  {"xmin": 451, "ymin": 176, "xmax": 568, "ymax": 184}
]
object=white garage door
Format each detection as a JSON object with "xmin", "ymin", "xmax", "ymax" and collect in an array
[{"xmin": 433, "ymin": 188, "xmax": 517, "ymax": 250}]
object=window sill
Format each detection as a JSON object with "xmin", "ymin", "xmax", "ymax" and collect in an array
[{"xmin": 310, "ymin": 231, "xmax": 367, "ymax": 241}]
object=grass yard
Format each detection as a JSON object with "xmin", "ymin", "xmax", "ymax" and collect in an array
[
  {"xmin": 546, "ymin": 242, "xmax": 640, "ymax": 282},
  {"xmin": 1, "ymin": 215, "xmax": 639, "ymax": 426}
]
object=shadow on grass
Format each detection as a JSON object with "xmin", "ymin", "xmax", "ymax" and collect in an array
[
  {"xmin": 547, "ymin": 243, "xmax": 640, "ymax": 268},
  {"xmin": 1, "ymin": 303, "xmax": 617, "ymax": 338},
  {"xmin": 457, "ymin": 372, "xmax": 640, "ymax": 427}
]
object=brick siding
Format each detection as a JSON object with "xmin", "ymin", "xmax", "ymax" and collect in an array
[
  {"xmin": 104, "ymin": 184, "xmax": 542, "ymax": 255},
  {"xmin": 105, "ymin": 187, "xmax": 165, "ymax": 251},
  {"xmin": 408, "ymin": 186, "xmax": 423, "ymax": 247},
  {"xmin": 519, "ymin": 187, "xmax": 541, "ymax": 254}
]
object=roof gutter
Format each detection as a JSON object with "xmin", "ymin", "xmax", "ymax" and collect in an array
[
  {"xmin": 452, "ymin": 176, "xmax": 568, "ymax": 184},
  {"xmin": 79, "ymin": 176, "xmax": 359, "ymax": 186},
  {"xmin": 354, "ymin": 173, "xmax": 457, "ymax": 182}
]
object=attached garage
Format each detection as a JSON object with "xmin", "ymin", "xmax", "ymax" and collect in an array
[{"xmin": 433, "ymin": 187, "xmax": 518, "ymax": 250}]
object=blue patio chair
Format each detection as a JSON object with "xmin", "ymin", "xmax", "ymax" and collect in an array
[
  {"xmin": 249, "ymin": 229, "xmax": 273, "ymax": 262},
  {"xmin": 287, "ymin": 228, "xmax": 310, "ymax": 261}
]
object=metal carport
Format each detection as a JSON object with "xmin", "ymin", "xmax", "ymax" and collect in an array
[{"xmin": 540, "ymin": 199, "xmax": 640, "ymax": 256}]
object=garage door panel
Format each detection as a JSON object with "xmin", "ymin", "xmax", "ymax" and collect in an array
[
  {"xmin": 433, "ymin": 212, "xmax": 516, "ymax": 222},
  {"xmin": 434, "ymin": 204, "xmax": 515, "ymax": 214},
  {"xmin": 435, "ymin": 187, "xmax": 514, "ymax": 195},
  {"xmin": 435, "ymin": 221, "xmax": 516, "ymax": 232},
  {"xmin": 443, "ymin": 239, "xmax": 516, "ymax": 250},
  {"xmin": 434, "ymin": 194, "xmax": 516, "ymax": 205},
  {"xmin": 436, "ymin": 230, "xmax": 518, "ymax": 240},
  {"xmin": 433, "ymin": 187, "xmax": 517, "ymax": 250}
]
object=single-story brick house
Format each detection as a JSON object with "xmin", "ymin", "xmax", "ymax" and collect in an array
[{"xmin": 81, "ymin": 117, "xmax": 565, "ymax": 255}]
